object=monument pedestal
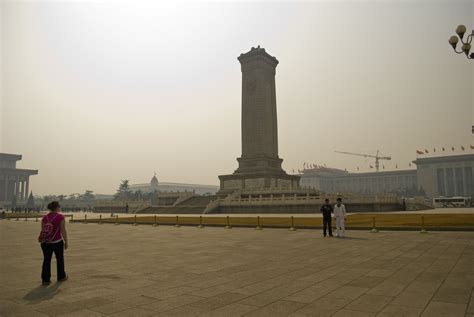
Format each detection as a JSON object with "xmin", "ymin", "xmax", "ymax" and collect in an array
[{"xmin": 219, "ymin": 171, "xmax": 300, "ymax": 194}]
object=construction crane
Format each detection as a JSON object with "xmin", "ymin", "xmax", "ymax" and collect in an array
[{"xmin": 335, "ymin": 150, "xmax": 391, "ymax": 172}]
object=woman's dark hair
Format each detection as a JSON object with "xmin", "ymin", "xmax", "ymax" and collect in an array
[{"xmin": 47, "ymin": 201, "xmax": 60, "ymax": 211}]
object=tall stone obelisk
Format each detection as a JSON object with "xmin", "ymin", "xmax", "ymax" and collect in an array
[{"xmin": 219, "ymin": 46, "xmax": 300, "ymax": 193}]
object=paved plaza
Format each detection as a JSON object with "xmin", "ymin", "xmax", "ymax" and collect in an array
[{"xmin": 0, "ymin": 220, "xmax": 473, "ymax": 317}]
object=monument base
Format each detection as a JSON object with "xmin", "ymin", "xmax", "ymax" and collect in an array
[{"xmin": 218, "ymin": 171, "xmax": 300, "ymax": 194}]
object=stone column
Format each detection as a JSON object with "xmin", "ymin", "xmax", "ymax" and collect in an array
[
  {"xmin": 21, "ymin": 180, "xmax": 26, "ymax": 201},
  {"xmin": 25, "ymin": 178, "xmax": 29, "ymax": 201},
  {"xmin": 462, "ymin": 168, "xmax": 467, "ymax": 196},
  {"xmin": 4, "ymin": 175, "xmax": 8, "ymax": 201},
  {"xmin": 444, "ymin": 168, "xmax": 448, "ymax": 196},
  {"xmin": 15, "ymin": 177, "xmax": 20, "ymax": 198}
]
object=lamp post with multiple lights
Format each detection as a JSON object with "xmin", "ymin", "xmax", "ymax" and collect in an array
[{"xmin": 449, "ymin": 25, "xmax": 473, "ymax": 59}]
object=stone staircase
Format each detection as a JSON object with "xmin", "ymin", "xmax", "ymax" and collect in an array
[{"xmin": 140, "ymin": 195, "xmax": 217, "ymax": 214}]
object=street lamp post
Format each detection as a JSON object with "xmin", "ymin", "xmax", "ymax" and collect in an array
[{"xmin": 449, "ymin": 24, "xmax": 474, "ymax": 59}]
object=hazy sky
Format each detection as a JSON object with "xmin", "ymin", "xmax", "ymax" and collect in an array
[{"xmin": 1, "ymin": 0, "xmax": 473, "ymax": 196}]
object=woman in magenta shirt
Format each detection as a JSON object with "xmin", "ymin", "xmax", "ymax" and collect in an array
[{"xmin": 38, "ymin": 201, "xmax": 68, "ymax": 285}]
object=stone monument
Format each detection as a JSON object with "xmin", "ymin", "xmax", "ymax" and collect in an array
[{"xmin": 219, "ymin": 46, "xmax": 300, "ymax": 193}]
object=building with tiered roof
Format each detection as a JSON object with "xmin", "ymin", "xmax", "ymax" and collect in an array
[
  {"xmin": 298, "ymin": 154, "xmax": 474, "ymax": 199},
  {"xmin": 0, "ymin": 153, "xmax": 38, "ymax": 207},
  {"xmin": 129, "ymin": 173, "xmax": 218, "ymax": 195}
]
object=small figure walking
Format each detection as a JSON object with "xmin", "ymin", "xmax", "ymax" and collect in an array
[
  {"xmin": 334, "ymin": 198, "xmax": 346, "ymax": 238},
  {"xmin": 320, "ymin": 199, "xmax": 333, "ymax": 237},
  {"xmin": 38, "ymin": 201, "xmax": 68, "ymax": 285}
]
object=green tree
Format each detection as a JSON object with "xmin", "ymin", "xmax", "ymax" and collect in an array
[
  {"xmin": 114, "ymin": 180, "xmax": 132, "ymax": 201},
  {"xmin": 68, "ymin": 193, "xmax": 78, "ymax": 201},
  {"xmin": 11, "ymin": 195, "xmax": 17, "ymax": 209},
  {"xmin": 26, "ymin": 192, "xmax": 35, "ymax": 209},
  {"xmin": 83, "ymin": 190, "xmax": 95, "ymax": 202},
  {"xmin": 133, "ymin": 190, "xmax": 143, "ymax": 201}
]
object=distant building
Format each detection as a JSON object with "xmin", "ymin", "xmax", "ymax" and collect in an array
[
  {"xmin": 414, "ymin": 154, "xmax": 474, "ymax": 199},
  {"xmin": 129, "ymin": 174, "xmax": 218, "ymax": 195},
  {"xmin": 0, "ymin": 153, "xmax": 38, "ymax": 207},
  {"xmin": 298, "ymin": 154, "xmax": 474, "ymax": 200},
  {"xmin": 299, "ymin": 167, "xmax": 417, "ymax": 196}
]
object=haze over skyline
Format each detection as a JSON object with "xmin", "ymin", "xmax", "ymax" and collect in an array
[{"xmin": 1, "ymin": 1, "xmax": 473, "ymax": 196}]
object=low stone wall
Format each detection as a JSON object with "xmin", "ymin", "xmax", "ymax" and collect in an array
[{"xmin": 212, "ymin": 202, "xmax": 402, "ymax": 214}]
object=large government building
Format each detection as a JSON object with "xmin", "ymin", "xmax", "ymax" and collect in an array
[
  {"xmin": 129, "ymin": 174, "xmax": 218, "ymax": 195},
  {"xmin": 299, "ymin": 154, "xmax": 474, "ymax": 200},
  {"xmin": 0, "ymin": 153, "xmax": 38, "ymax": 207}
]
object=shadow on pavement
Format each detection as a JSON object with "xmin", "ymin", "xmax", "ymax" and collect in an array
[
  {"xmin": 23, "ymin": 283, "xmax": 61, "ymax": 305},
  {"xmin": 334, "ymin": 236, "xmax": 369, "ymax": 240}
]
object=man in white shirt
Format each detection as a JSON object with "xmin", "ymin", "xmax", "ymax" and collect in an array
[{"xmin": 334, "ymin": 198, "xmax": 347, "ymax": 237}]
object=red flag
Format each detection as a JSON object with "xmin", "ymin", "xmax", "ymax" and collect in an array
[
  {"xmin": 461, "ymin": 146, "xmax": 465, "ymax": 151},
  {"xmin": 416, "ymin": 150, "xmax": 424, "ymax": 155}
]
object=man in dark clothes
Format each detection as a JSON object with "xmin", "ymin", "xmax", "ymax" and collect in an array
[{"xmin": 320, "ymin": 199, "xmax": 333, "ymax": 237}]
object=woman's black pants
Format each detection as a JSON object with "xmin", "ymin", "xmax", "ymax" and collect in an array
[
  {"xmin": 41, "ymin": 240, "xmax": 66, "ymax": 282},
  {"xmin": 323, "ymin": 217, "xmax": 332, "ymax": 236}
]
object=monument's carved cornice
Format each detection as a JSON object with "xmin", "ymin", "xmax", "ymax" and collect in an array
[{"xmin": 238, "ymin": 46, "xmax": 279, "ymax": 68}]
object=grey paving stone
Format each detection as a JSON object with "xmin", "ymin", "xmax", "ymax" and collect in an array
[
  {"xmin": 148, "ymin": 285, "xmax": 201, "ymax": 300},
  {"xmin": 284, "ymin": 284, "xmax": 335, "ymax": 303},
  {"xmin": 1, "ymin": 222, "xmax": 474, "ymax": 317},
  {"xmin": 344, "ymin": 294, "xmax": 393, "ymax": 312},
  {"xmin": 153, "ymin": 305, "xmax": 208, "ymax": 316},
  {"xmin": 346, "ymin": 276, "xmax": 385, "ymax": 288},
  {"xmin": 377, "ymin": 304, "xmax": 424, "ymax": 317},
  {"xmin": 142, "ymin": 294, "xmax": 204, "ymax": 312},
  {"xmin": 433, "ymin": 286, "xmax": 472, "ymax": 304},
  {"xmin": 327, "ymin": 285, "xmax": 369, "ymax": 300},
  {"xmin": 365, "ymin": 281, "xmax": 407, "ymax": 297},
  {"xmin": 237, "ymin": 280, "xmax": 313, "ymax": 307},
  {"xmin": 421, "ymin": 300, "xmax": 467, "ymax": 317},
  {"xmin": 203, "ymin": 303, "xmax": 257, "ymax": 316},
  {"xmin": 89, "ymin": 302, "xmax": 130, "ymax": 314},
  {"xmin": 290, "ymin": 295, "xmax": 352, "ymax": 316},
  {"xmin": 189, "ymin": 292, "xmax": 248, "ymax": 310},
  {"xmin": 108, "ymin": 307, "xmax": 155, "ymax": 317},
  {"xmin": 33, "ymin": 301, "xmax": 85, "ymax": 316},
  {"xmin": 468, "ymin": 294, "xmax": 474, "ymax": 313},
  {"xmin": 233, "ymin": 281, "xmax": 278, "ymax": 296},
  {"xmin": 331, "ymin": 309, "xmax": 376, "ymax": 316},
  {"xmin": 243, "ymin": 300, "xmax": 306, "ymax": 316},
  {"xmin": 114, "ymin": 295, "xmax": 159, "ymax": 307},
  {"xmin": 57, "ymin": 309, "xmax": 105, "ymax": 316},
  {"xmin": 390, "ymin": 291, "xmax": 433, "ymax": 308}
]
